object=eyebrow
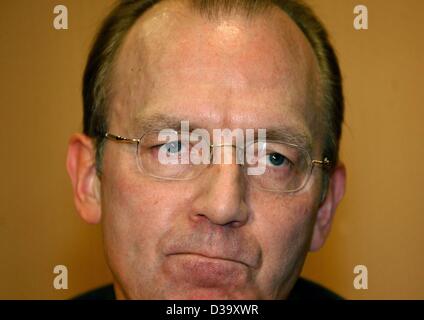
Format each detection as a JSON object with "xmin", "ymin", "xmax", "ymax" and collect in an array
[
  {"xmin": 132, "ymin": 113, "xmax": 312, "ymax": 151},
  {"xmin": 133, "ymin": 113, "xmax": 202, "ymax": 134},
  {"xmin": 264, "ymin": 127, "xmax": 312, "ymax": 152}
]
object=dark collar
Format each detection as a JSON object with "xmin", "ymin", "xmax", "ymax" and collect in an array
[{"xmin": 72, "ymin": 277, "xmax": 343, "ymax": 300}]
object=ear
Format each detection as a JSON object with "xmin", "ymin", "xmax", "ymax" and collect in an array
[
  {"xmin": 66, "ymin": 133, "xmax": 102, "ymax": 224},
  {"xmin": 309, "ymin": 162, "xmax": 346, "ymax": 251}
]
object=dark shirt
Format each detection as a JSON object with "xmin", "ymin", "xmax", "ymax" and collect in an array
[{"xmin": 73, "ymin": 277, "xmax": 343, "ymax": 300}]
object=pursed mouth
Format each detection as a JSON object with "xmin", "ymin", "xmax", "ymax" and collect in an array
[{"xmin": 167, "ymin": 252, "xmax": 251, "ymax": 268}]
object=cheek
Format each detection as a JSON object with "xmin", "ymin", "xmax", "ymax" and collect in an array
[
  {"xmin": 100, "ymin": 147, "xmax": 179, "ymax": 248},
  {"xmin": 102, "ymin": 177, "xmax": 165, "ymax": 246},
  {"xmin": 249, "ymin": 191, "xmax": 317, "ymax": 294},
  {"xmin": 99, "ymin": 159, "xmax": 187, "ymax": 291}
]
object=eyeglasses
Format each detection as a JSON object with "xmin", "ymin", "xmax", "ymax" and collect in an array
[{"xmin": 104, "ymin": 130, "xmax": 331, "ymax": 193}]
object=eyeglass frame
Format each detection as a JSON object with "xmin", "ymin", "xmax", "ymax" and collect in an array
[{"xmin": 103, "ymin": 131, "xmax": 331, "ymax": 193}]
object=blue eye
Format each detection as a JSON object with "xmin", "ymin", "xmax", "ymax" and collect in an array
[
  {"xmin": 267, "ymin": 153, "xmax": 287, "ymax": 166},
  {"xmin": 165, "ymin": 141, "xmax": 182, "ymax": 154}
]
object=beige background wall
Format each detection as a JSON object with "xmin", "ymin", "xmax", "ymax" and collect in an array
[{"xmin": 0, "ymin": 0, "xmax": 423, "ymax": 299}]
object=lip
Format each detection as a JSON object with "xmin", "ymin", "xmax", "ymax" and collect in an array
[
  {"xmin": 167, "ymin": 252, "xmax": 250, "ymax": 268},
  {"xmin": 164, "ymin": 251, "xmax": 252, "ymax": 288},
  {"xmin": 160, "ymin": 233, "xmax": 262, "ymax": 269}
]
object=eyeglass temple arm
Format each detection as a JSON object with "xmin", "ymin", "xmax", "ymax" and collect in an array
[
  {"xmin": 312, "ymin": 157, "xmax": 331, "ymax": 168},
  {"xmin": 104, "ymin": 133, "xmax": 140, "ymax": 144}
]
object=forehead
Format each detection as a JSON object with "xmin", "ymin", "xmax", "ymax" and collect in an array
[{"xmin": 109, "ymin": 1, "xmax": 321, "ymax": 142}]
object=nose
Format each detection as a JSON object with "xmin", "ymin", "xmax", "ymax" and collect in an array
[{"xmin": 190, "ymin": 160, "xmax": 250, "ymax": 227}]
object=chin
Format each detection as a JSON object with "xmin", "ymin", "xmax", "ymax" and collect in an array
[{"xmin": 163, "ymin": 287, "xmax": 260, "ymax": 300}]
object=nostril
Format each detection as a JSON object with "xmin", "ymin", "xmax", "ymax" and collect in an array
[
  {"xmin": 191, "ymin": 212, "xmax": 247, "ymax": 228},
  {"xmin": 191, "ymin": 213, "xmax": 208, "ymax": 223},
  {"xmin": 229, "ymin": 220, "xmax": 243, "ymax": 228}
]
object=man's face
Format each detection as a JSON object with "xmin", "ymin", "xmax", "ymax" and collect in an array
[{"xmin": 100, "ymin": 3, "xmax": 325, "ymax": 299}]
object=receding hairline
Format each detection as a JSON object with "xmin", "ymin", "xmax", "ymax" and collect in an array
[{"xmin": 111, "ymin": 0, "xmax": 322, "ymax": 80}]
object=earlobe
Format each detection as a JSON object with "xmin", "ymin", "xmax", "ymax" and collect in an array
[
  {"xmin": 66, "ymin": 133, "xmax": 102, "ymax": 224},
  {"xmin": 309, "ymin": 163, "xmax": 346, "ymax": 251}
]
